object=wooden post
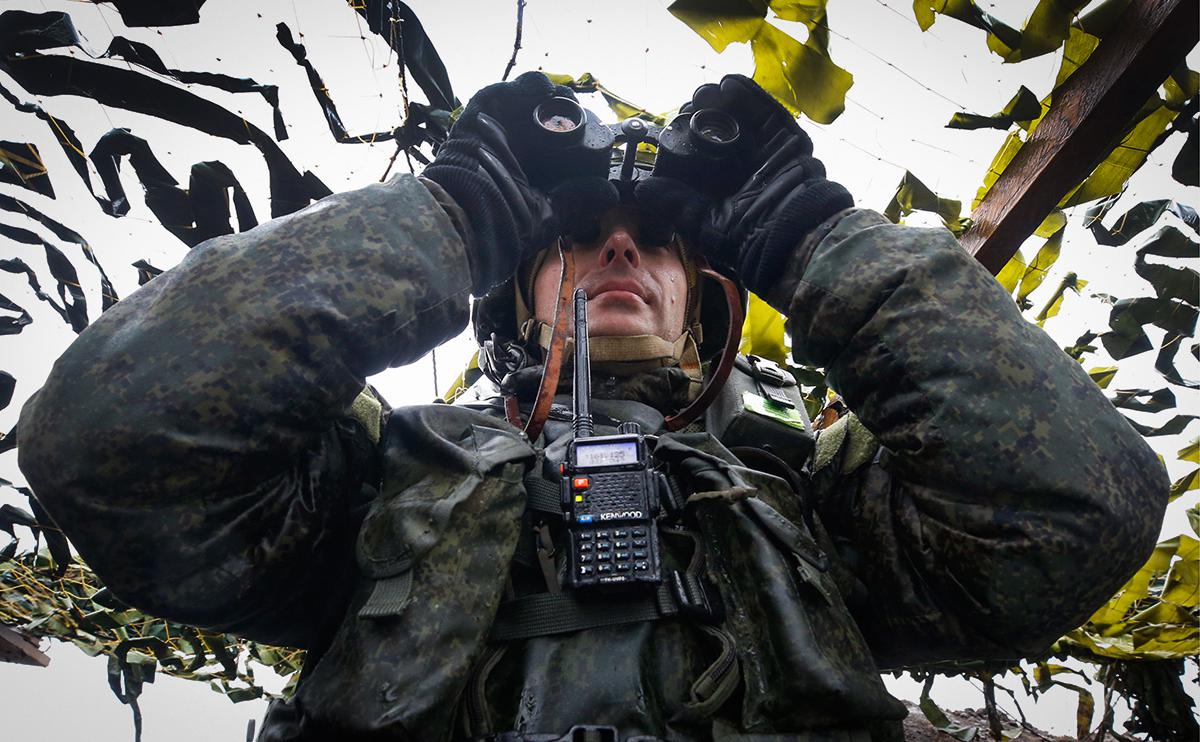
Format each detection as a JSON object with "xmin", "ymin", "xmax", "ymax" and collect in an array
[
  {"xmin": 961, "ymin": 0, "xmax": 1199, "ymax": 274},
  {"xmin": 0, "ymin": 625, "xmax": 50, "ymax": 667}
]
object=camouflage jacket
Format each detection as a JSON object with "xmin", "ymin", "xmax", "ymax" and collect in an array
[{"xmin": 17, "ymin": 175, "xmax": 1167, "ymax": 741}]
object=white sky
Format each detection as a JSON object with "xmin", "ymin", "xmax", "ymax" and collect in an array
[{"xmin": 0, "ymin": 1, "xmax": 1197, "ymax": 739}]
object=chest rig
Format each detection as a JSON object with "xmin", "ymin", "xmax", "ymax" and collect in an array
[
  {"xmin": 487, "ymin": 351, "xmax": 815, "ymax": 643},
  {"xmin": 451, "ymin": 352, "xmax": 909, "ymax": 741}
]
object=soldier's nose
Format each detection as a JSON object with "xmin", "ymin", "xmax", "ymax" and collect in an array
[{"xmin": 599, "ymin": 227, "xmax": 641, "ymax": 269}]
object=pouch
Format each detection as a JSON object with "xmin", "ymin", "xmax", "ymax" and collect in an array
[{"xmin": 292, "ymin": 406, "xmax": 534, "ymax": 740}]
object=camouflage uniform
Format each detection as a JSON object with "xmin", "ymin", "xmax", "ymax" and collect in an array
[{"xmin": 17, "ymin": 175, "xmax": 1167, "ymax": 741}]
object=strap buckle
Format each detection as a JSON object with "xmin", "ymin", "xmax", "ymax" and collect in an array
[
  {"xmin": 747, "ymin": 355, "xmax": 796, "ymax": 409},
  {"xmin": 670, "ymin": 571, "xmax": 722, "ymax": 623},
  {"xmin": 565, "ymin": 725, "xmax": 619, "ymax": 742}
]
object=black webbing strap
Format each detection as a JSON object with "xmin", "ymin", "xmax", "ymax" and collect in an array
[
  {"xmin": 490, "ymin": 584, "xmax": 679, "ymax": 642},
  {"xmin": 523, "ymin": 473, "xmax": 563, "ymax": 516}
]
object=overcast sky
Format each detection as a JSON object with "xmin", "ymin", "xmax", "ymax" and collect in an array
[{"xmin": 1, "ymin": 1, "xmax": 1196, "ymax": 740}]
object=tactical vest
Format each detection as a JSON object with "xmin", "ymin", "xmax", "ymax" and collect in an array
[{"xmin": 264, "ymin": 356, "xmax": 907, "ymax": 742}]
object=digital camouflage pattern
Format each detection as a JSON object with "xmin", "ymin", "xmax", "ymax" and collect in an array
[
  {"xmin": 16, "ymin": 176, "xmax": 1168, "ymax": 740},
  {"xmin": 18, "ymin": 175, "xmax": 474, "ymax": 648},
  {"xmin": 772, "ymin": 209, "xmax": 1169, "ymax": 669}
]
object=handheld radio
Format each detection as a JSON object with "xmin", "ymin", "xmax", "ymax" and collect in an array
[{"xmin": 562, "ymin": 289, "xmax": 662, "ymax": 589}]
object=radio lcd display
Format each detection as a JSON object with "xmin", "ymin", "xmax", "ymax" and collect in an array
[{"xmin": 575, "ymin": 440, "xmax": 639, "ymax": 468}]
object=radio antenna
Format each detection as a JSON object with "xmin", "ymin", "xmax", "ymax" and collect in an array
[{"xmin": 572, "ymin": 288, "xmax": 593, "ymax": 439}]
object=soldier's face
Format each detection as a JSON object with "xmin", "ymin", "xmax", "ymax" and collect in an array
[{"xmin": 532, "ymin": 208, "xmax": 689, "ymax": 341}]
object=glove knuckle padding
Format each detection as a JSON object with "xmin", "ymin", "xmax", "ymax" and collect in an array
[
  {"xmin": 474, "ymin": 114, "xmax": 526, "ymax": 175},
  {"xmin": 477, "ymin": 148, "xmax": 534, "ymax": 231},
  {"xmin": 796, "ymin": 155, "xmax": 825, "ymax": 179},
  {"xmin": 690, "ymin": 82, "xmax": 723, "ymax": 109},
  {"xmin": 755, "ymin": 139, "xmax": 808, "ymax": 181},
  {"xmin": 738, "ymin": 171, "xmax": 807, "ymax": 228}
]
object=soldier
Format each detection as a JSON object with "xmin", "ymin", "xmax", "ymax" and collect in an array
[{"xmin": 17, "ymin": 73, "xmax": 1167, "ymax": 741}]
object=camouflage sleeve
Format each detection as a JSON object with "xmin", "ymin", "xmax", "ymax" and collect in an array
[
  {"xmin": 766, "ymin": 208, "xmax": 1169, "ymax": 668},
  {"xmin": 16, "ymin": 174, "xmax": 471, "ymax": 648}
]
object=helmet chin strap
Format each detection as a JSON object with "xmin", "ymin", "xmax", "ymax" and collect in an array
[
  {"xmin": 662, "ymin": 259, "xmax": 744, "ymax": 431},
  {"xmin": 504, "ymin": 238, "xmax": 574, "ymax": 441}
]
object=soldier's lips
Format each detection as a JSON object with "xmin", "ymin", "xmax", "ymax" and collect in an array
[
  {"xmin": 590, "ymin": 289, "xmax": 647, "ymax": 305},
  {"xmin": 587, "ymin": 280, "xmax": 651, "ymax": 305}
]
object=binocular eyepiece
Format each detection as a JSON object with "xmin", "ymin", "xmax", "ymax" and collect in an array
[
  {"xmin": 522, "ymin": 97, "xmax": 748, "ymax": 199},
  {"xmin": 532, "ymin": 97, "xmax": 741, "ymax": 151},
  {"xmin": 533, "ymin": 97, "xmax": 587, "ymax": 134},
  {"xmin": 688, "ymin": 108, "xmax": 741, "ymax": 150}
]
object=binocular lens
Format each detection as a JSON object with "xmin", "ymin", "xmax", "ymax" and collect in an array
[
  {"xmin": 534, "ymin": 97, "xmax": 585, "ymax": 134},
  {"xmin": 690, "ymin": 109, "xmax": 740, "ymax": 147}
]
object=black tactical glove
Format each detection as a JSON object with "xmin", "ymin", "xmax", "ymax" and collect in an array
[
  {"xmin": 423, "ymin": 72, "xmax": 570, "ymax": 295},
  {"xmin": 635, "ymin": 75, "xmax": 853, "ymax": 297}
]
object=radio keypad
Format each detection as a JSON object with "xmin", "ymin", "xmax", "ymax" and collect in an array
[{"xmin": 576, "ymin": 528, "xmax": 652, "ymax": 579}]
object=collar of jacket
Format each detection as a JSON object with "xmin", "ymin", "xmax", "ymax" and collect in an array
[{"xmin": 499, "ymin": 363, "xmax": 698, "ymax": 417}]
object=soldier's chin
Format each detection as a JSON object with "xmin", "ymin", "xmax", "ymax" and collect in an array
[{"xmin": 586, "ymin": 307, "xmax": 658, "ymax": 339}]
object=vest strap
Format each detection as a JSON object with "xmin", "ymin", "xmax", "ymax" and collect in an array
[
  {"xmin": 357, "ymin": 571, "xmax": 413, "ymax": 618},
  {"xmin": 489, "ymin": 584, "xmax": 678, "ymax": 642},
  {"xmin": 490, "ymin": 567, "xmax": 721, "ymax": 642},
  {"xmin": 523, "ymin": 473, "xmax": 563, "ymax": 516}
]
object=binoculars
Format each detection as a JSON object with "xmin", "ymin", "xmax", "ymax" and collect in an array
[{"xmin": 519, "ymin": 97, "xmax": 750, "ymax": 199}]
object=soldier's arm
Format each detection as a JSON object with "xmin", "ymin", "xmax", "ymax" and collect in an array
[
  {"xmin": 17, "ymin": 175, "xmax": 472, "ymax": 648},
  {"xmin": 764, "ymin": 209, "xmax": 1169, "ymax": 668}
]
